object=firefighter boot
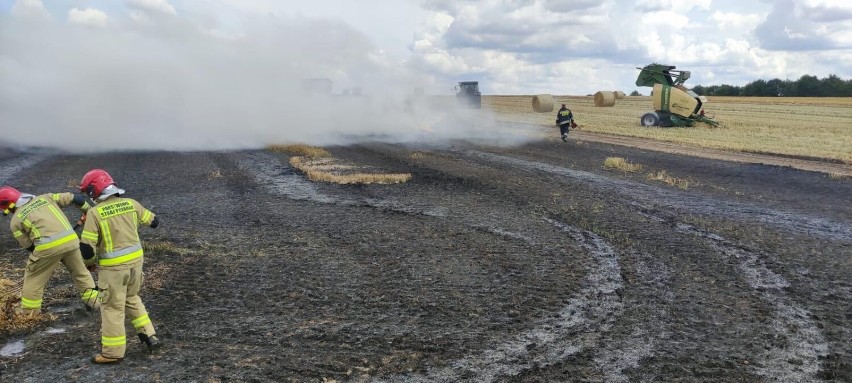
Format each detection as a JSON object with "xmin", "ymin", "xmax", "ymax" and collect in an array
[
  {"xmin": 138, "ymin": 333, "xmax": 162, "ymax": 353},
  {"xmin": 92, "ymin": 354, "xmax": 123, "ymax": 364}
]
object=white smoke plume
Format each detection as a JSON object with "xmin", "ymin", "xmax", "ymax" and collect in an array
[{"xmin": 0, "ymin": 1, "xmax": 534, "ymax": 152}]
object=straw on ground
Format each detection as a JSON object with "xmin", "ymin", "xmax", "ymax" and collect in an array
[
  {"xmin": 290, "ymin": 157, "xmax": 412, "ymax": 185},
  {"xmin": 603, "ymin": 157, "xmax": 644, "ymax": 173},
  {"xmin": 273, "ymin": 144, "xmax": 412, "ymax": 185},
  {"xmin": 267, "ymin": 144, "xmax": 331, "ymax": 159},
  {"xmin": 0, "ymin": 278, "xmax": 55, "ymax": 334},
  {"xmin": 647, "ymin": 170, "xmax": 690, "ymax": 189}
]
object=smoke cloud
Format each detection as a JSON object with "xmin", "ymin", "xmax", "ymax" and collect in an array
[{"xmin": 0, "ymin": 3, "xmax": 534, "ymax": 152}]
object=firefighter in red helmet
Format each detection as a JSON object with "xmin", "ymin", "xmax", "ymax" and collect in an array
[
  {"xmin": 0, "ymin": 186, "xmax": 99, "ymax": 315},
  {"xmin": 77, "ymin": 169, "xmax": 163, "ymax": 364}
]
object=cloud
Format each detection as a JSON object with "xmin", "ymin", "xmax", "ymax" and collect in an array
[
  {"xmin": 424, "ymin": 1, "xmax": 627, "ymax": 63},
  {"xmin": 68, "ymin": 8, "xmax": 110, "ymax": 28},
  {"xmin": 408, "ymin": 0, "xmax": 851, "ymax": 93},
  {"xmin": 408, "ymin": 1, "xmax": 662, "ymax": 93},
  {"xmin": 710, "ymin": 11, "xmax": 762, "ymax": 31},
  {"xmin": 800, "ymin": 0, "xmax": 852, "ymax": 22},
  {"xmin": 634, "ymin": 0, "xmax": 710, "ymax": 13},
  {"xmin": 126, "ymin": 0, "xmax": 177, "ymax": 16},
  {"xmin": 542, "ymin": 0, "xmax": 601, "ymax": 13},
  {"xmin": 755, "ymin": 0, "xmax": 852, "ymax": 50},
  {"xmin": 421, "ymin": 0, "xmax": 482, "ymax": 14},
  {"xmin": 11, "ymin": 0, "xmax": 49, "ymax": 19}
]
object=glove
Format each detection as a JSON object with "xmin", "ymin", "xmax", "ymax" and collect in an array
[
  {"xmin": 80, "ymin": 243, "xmax": 96, "ymax": 261},
  {"xmin": 150, "ymin": 217, "xmax": 160, "ymax": 229},
  {"xmin": 83, "ymin": 253, "xmax": 98, "ymax": 272},
  {"xmin": 72, "ymin": 194, "xmax": 90, "ymax": 208}
]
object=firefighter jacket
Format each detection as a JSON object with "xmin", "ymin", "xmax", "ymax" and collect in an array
[
  {"xmin": 10, "ymin": 193, "xmax": 90, "ymax": 256},
  {"xmin": 80, "ymin": 196, "xmax": 156, "ymax": 267},
  {"xmin": 556, "ymin": 107, "xmax": 574, "ymax": 126}
]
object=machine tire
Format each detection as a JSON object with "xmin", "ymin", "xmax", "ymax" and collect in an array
[{"xmin": 641, "ymin": 112, "xmax": 660, "ymax": 127}]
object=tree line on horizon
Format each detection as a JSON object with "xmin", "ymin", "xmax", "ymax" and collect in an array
[
  {"xmin": 628, "ymin": 74, "xmax": 852, "ymax": 97},
  {"xmin": 692, "ymin": 74, "xmax": 852, "ymax": 97}
]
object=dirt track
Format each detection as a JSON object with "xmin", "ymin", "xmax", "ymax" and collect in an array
[{"xmin": 0, "ymin": 134, "xmax": 850, "ymax": 382}]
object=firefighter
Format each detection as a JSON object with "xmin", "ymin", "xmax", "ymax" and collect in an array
[
  {"xmin": 0, "ymin": 186, "xmax": 100, "ymax": 315},
  {"xmin": 77, "ymin": 169, "xmax": 162, "ymax": 364},
  {"xmin": 556, "ymin": 103, "xmax": 574, "ymax": 142}
]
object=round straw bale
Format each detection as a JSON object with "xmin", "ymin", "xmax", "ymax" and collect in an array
[
  {"xmin": 613, "ymin": 91, "xmax": 625, "ymax": 99},
  {"xmin": 594, "ymin": 91, "xmax": 616, "ymax": 107},
  {"xmin": 532, "ymin": 94, "xmax": 554, "ymax": 113}
]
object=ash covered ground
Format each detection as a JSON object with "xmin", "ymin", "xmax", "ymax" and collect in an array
[{"xmin": 0, "ymin": 136, "xmax": 849, "ymax": 382}]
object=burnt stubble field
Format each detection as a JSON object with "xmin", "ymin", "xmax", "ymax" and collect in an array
[{"xmin": 0, "ymin": 135, "xmax": 850, "ymax": 382}]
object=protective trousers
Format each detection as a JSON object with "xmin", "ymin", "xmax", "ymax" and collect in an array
[
  {"xmin": 21, "ymin": 246, "xmax": 98, "ymax": 314},
  {"xmin": 98, "ymin": 261, "xmax": 156, "ymax": 359}
]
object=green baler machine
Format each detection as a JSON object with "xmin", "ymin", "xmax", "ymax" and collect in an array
[{"xmin": 635, "ymin": 63, "xmax": 719, "ymax": 127}]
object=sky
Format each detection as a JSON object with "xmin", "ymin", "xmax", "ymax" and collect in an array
[
  {"xmin": 2, "ymin": 0, "xmax": 850, "ymax": 95},
  {"xmin": 0, "ymin": 0, "xmax": 850, "ymax": 150}
]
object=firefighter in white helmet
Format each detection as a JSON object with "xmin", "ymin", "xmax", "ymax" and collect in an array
[
  {"xmin": 0, "ymin": 185, "xmax": 100, "ymax": 315},
  {"xmin": 77, "ymin": 169, "xmax": 162, "ymax": 364}
]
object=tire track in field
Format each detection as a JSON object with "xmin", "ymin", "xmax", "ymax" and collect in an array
[
  {"xmin": 236, "ymin": 150, "xmax": 675, "ymax": 381},
  {"xmin": 237, "ymin": 151, "xmax": 338, "ymax": 204},
  {"xmin": 375, "ymin": 220, "xmax": 625, "ymax": 382},
  {"xmin": 463, "ymin": 150, "xmax": 852, "ymax": 242},
  {"xmin": 238, "ymin": 152, "xmax": 448, "ymax": 217},
  {"xmin": 239, "ymin": 151, "xmax": 527, "ymax": 225},
  {"xmin": 241, "ymin": 150, "xmax": 669, "ymax": 380},
  {"xmin": 454, "ymin": 149, "xmax": 830, "ymax": 381},
  {"xmin": 0, "ymin": 154, "xmax": 49, "ymax": 184},
  {"xmin": 590, "ymin": 249, "xmax": 672, "ymax": 383},
  {"xmin": 639, "ymin": 210, "xmax": 829, "ymax": 382},
  {"xmin": 240, "ymin": 151, "xmax": 550, "ymax": 244}
]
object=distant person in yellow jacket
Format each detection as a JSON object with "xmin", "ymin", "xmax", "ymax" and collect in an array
[
  {"xmin": 0, "ymin": 186, "xmax": 100, "ymax": 315},
  {"xmin": 78, "ymin": 169, "xmax": 162, "ymax": 364}
]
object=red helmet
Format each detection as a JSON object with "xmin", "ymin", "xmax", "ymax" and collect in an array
[
  {"xmin": 80, "ymin": 169, "xmax": 115, "ymax": 198},
  {"xmin": 0, "ymin": 186, "xmax": 22, "ymax": 215}
]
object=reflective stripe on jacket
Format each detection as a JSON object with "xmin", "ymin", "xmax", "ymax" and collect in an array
[
  {"xmin": 80, "ymin": 196, "xmax": 155, "ymax": 266},
  {"xmin": 556, "ymin": 108, "xmax": 573, "ymax": 125},
  {"xmin": 9, "ymin": 193, "xmax": 87, "ymax": 254}
]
